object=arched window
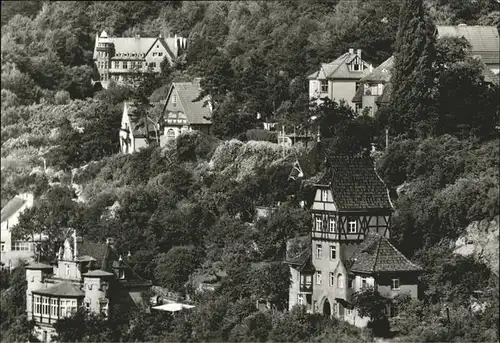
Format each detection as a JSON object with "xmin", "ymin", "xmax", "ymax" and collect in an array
[
  {"xmin": 337, "ymin": 273, "xmax": 344, "ymax": 289},
  {"xmin": 167, "ymin": 129, "xmax": 175, "ymax": 141}
]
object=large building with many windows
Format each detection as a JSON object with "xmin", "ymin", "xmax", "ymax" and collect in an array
[
  {"xmin": 119, "ymin": 79, "xmax": 212, "ymax": 154},
  {"xmin": 286, "ymin": 156, "xmax": 421, "ymax": 327},
  {"xmin": 307, "ymin": 49, "xmax": 373, "ymax": 111},
  {"xmin": 93, "ymin": 30, "xmax": 187, "ymax": 89},
  {"xmin": 26, "ymin": 231, "xmax": 151, "ymax": 342}
]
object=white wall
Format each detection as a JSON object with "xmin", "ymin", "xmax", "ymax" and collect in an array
[{"xmin": 1, "ymin": 194, "xmax": 35, "ymax": 268}]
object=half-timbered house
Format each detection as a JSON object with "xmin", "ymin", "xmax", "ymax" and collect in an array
[{"xmin": 286, "ymin": 156, "xmax": 421, "ymax": 328}]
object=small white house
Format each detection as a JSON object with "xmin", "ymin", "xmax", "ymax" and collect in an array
[
  {"xmin": 160, "ymin": 80, "xmax": 212, "ymax": 146},
  {"xmin": 1, "ymin": 193, "xmax": 45, "ymax": 269}
]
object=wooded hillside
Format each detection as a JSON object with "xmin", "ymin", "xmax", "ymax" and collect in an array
[{"xmin": 1, "ymin": 1, "xmax": 499, "ymax": 342}]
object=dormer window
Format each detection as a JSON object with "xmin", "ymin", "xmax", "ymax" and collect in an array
[
  {"xmin": 353, "ymin": 63, "xmax": 361, "ymax": 71},
  {"xmin": 320, "ymin": 80, "xmax": 328, "ymax": 93}
]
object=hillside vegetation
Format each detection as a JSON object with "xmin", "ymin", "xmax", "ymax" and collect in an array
[{"xmin": 1, "ymin": 1, "xmax": 499, "ymax": 342}]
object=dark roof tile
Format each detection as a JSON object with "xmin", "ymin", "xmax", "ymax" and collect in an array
[
  {"xmin": 360, "ymin": 56, "xmax": 394, "ymax": 83},
  {"xmin": 78, "ymin": 241, "xmax": 108, "ymax": 267},
  {"xmin": 348, "ymin": 233, "xmax": 422, "ymax": 273},
  {"xmin": 321, "ymin": 156, "xmax": 393, "ymax": 210},
  {"xmin": 168, "ymin": 82, "xmax": 212, "ymax": 125}
]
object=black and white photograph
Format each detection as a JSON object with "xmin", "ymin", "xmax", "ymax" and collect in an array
[{"xmin": 1, "ymin": 0, "xmax": 499, "ymax": 342}]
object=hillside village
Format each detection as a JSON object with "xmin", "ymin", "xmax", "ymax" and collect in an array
[{"xmin": 1, "ymin": 1, "xmax": 499, "ymax": 343}]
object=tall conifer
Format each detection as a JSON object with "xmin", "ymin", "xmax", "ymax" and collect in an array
[{"xmin": 388, "ymin": 0, "xmax": 436, "ymax": 137}]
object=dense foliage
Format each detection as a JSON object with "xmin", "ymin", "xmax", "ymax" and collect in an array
[{"xmin": 1, "ymin": 1, "xmax": 499, "ymax": 342}]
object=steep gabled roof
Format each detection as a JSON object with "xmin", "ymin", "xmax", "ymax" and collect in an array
[
  {"xmin": 360, "ymin": 56, "xmax": 394, "ymax": 84},
  {"xmin": 320, "ymin": 156, "xmax": 393, "ymax": 211},
  {"xmin": 347, "ymin": 233, "xmax": 422, "ymax": 273},
  {"xmin": 376, "ymin": 82, "xmax": 393, "ymax": 105},
  {"xmin": 166, "ymin": 82, "xmax": 212, "ymax": 125},
  {"xmin": 102, "ymin": 245, "xmax": 150, "ymax": 284},
  {"xmin": 307, "ymin": 52, "xmax": 372, "ymax": 80},
  {"xmin": 33, "ymin": 282, "xmax": 85, "ymax": 297},
  {"xmin": 78, "ymin": 241, "xmax": 108, "ymax": 268},
  {"xmin": 1, "ymin": 196, "xmax": 27, "ymax": 222},
  {"xmin": 108, "ymin": 37, "xmax": 158, "ymax": 58},
  {"xmin": 437, "ymin": 25, "xmax": 500, "ymax": 64}
]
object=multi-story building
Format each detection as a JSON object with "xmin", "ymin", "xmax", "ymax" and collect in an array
[
  {"xmin": 93, "ymin": 30, "xmax": 187, "ymax": 89},
  {"xmin": 119, "ymin": 79, "xmax": 212, "ymax": 154},
  {"xmin": 353, "ymin": 25, "xmax": 499, "ymax": 115},
  {"xmin": 286, "ymin": 156, "xmax": 421, "ymax": 328},
  {"xmin": 307, "ymin": 49, "xmax": 373, "ymax": 111},
  {"xmin": 26, "ymin": 232, "xmax": 151, "ymax": 342},
  {"xmin": 160, "ymin": 80, "xmax": 212, "ymax": 144},
  {"xmin": 351, "ymin": 56, "xmax": 393, "ymax": 116},
  {"xmin": 436, "ymin": 24, "xmax": 499, "ymax": 75},
  {"xmin": 1, "ymin": 193, "xmax": 47, "ymax": 269}
]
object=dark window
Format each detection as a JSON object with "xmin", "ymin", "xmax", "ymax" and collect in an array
[{"xmin": 321, "ymin": 80, "xmax": 328, "ymax": 92}]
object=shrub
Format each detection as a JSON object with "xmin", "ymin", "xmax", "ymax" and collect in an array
[{"xmin": 54, "ymin": 90, "xmax": 71, "ymax": 105}]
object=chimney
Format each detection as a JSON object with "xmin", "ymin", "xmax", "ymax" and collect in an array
[
  {"xmin": 357, "ymin": 49, "xmax": 362, "ymax": 59},
  {"xmin": 349, "ymin": 48, "xmax": 354, "ymax": 54},
  {"xmin": 135, "ymin": 34, "xmax": 140, "ymax": 39}
]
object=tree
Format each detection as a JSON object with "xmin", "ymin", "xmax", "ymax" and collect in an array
[
  {"xmin": 79, "ymin": 102, "xmax": 122, "ymax": 162},
  {"xmin": 11, "ymin": 186, "xmax": 79, "ymax": 260},
  {"xmin": 211, "ymin": 93, "xmax": 258, "ymax": 139},
  {"xmin": 0, "ymin": 264, "xmax": 37, "ymax": 342},
  {"xmin": 255, "ymin": 203, "xmax": 311, "ymax": 259},
  {"xmin": 433, "ymin": 36, "xmax": 499, "ymax": 139},
  {"xmin": 46, "ymin": 117, "xmax": 83, "ymax": 170},
  {"xmin": 1, "ymin": 63, "xmax": 41, "ymax": 105},
  {"xmin": 53, "ymin": 308, "xmax": 111, "ymax": 342},
  {"xmin": 388, "ymin": 0, "xmax": 436, "ymax": 137},
  {"xmin": 313, "ymin": 98, "xmax": 355, "ymax": 139},
  {"xmin": 250, "ymin": 262, "xmax": 291, "ymax": 310},
  {"xmin": 269, "ymin": 305, "xmax": 321, "ymax": 342},
  {"xmin": 154, "ymin": 245, "xmax": 202, "ymax": 293},
  {"xmin": 352, "ymin": 287, "xmax": 391, "ymax": 336}
]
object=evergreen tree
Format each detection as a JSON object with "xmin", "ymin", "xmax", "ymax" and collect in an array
[{"xmin": 388, "ymin": 0, "xmax": 436, "ymax": 138}]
